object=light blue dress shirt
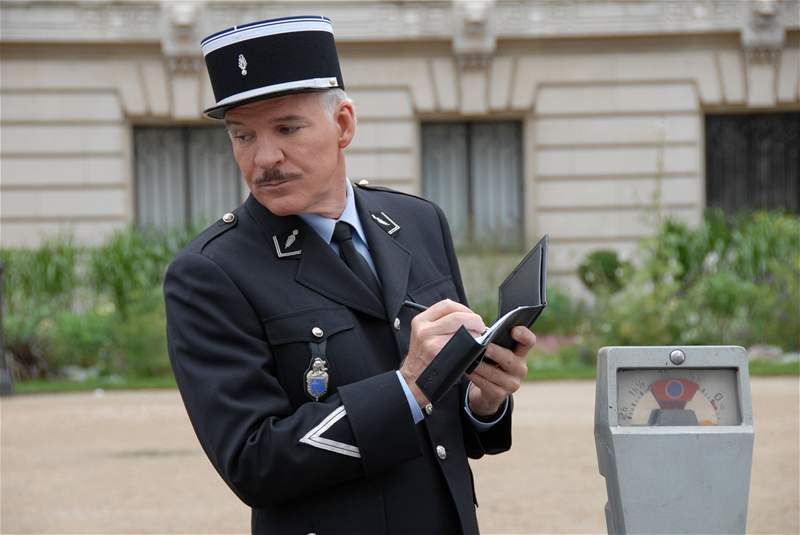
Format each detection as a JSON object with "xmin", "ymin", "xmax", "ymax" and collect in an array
[{"xmin": 299, "ymin": 179, "xmax": 507, "ymax": 429}]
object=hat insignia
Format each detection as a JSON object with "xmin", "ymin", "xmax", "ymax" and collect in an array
[{"xmin": 238, "ymin": 54, "xmax": 248, "ymax": 76}]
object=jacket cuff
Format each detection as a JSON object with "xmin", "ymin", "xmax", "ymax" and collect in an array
[
  {"xmin": 338, "ymin": 371, "xmax": 423, "ymax": 476},
  {"xmin": 463, "ymin": 382, "xmax": 510, "ymax": 431}
]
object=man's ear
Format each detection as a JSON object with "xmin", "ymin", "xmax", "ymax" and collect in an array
[{"xmin": 335, "ymin": 100, "xmax": 356, "ymax": 149}]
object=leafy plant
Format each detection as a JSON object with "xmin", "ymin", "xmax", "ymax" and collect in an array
[
  {"xmin": 535, "ymin": 286, "xmax": 589, "ymax": 336},
  {"xmin": 1, "ymin": 225, "xmax": 195, "ymax": 379},
  {"xmin": 578, "ymin": 250, "xmax": 632, "ymax": 294},
  {"xmin": 585, "ymin": 210, "xmax": 800, "ymax": 352},
  {"xmin": 0, "ymin": 236, "xmax": 79, "ymax": 314}
]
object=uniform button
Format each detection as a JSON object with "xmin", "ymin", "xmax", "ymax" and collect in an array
[
  {"xmin": 311, "ymin": 327, "xmax": 324, "ymax": 339},
  {"xmin": 222, "ymin": 212, "xmax": 235, "ymax": 224},
  {"xmin": 393, "ymin": 317, "xmax": 401, "ymax": 330},
  {"xmin": 436, "ymin": 445, "xmax": 447, "ymax": 460}
]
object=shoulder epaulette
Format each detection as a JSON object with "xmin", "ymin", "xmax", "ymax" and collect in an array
[
  {"xmin": 198, "ymin": 210, "xmax": 239, "ymax": 251},
  {"xmin": 353, "ymin": 180, "xmax": 432, "ymax": 205}
]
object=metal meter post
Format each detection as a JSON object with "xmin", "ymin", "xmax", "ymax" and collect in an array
[{"xmin": 594, "ymin": 346, "xmax": 753, "ymax": 534}]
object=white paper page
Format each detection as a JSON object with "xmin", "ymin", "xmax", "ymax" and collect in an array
[{"xmin": 475, "ymin": 306, "xmax": 528, "ymax": 345}]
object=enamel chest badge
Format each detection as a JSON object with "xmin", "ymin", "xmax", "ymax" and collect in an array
[{"xmin": 305, "ymin": 358, "xmax": 329, "ymax": 401}]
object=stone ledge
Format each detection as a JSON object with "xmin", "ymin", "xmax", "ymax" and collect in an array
[{"xmin": 1, "ymin": 1, "xmax": 797, "ymax": 43}]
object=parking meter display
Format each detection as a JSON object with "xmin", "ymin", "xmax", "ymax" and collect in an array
[{"xmin": 617, "ymin": 368, "xmax": 740, "ymax": 426}]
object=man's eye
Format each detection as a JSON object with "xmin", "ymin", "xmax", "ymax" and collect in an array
[
  {"xmin": 232, "ymin": 133, "xmax": 253, "ymax": 143},
  {"xmin": 278, "ymin": 126, "xmax": 300, "ymax": 135}
]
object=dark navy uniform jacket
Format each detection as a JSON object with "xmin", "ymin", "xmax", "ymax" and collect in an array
[{"xmin": 164, "ymin": 183, "xmax": 513, "ymax": 534}]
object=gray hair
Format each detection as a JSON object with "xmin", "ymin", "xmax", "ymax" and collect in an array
[{"xmin": 318, "ymin": 88, "xmax": 352, "ymax": 118}]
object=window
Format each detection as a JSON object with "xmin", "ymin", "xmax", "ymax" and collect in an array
[
  {"xmin": 705, "ymin": 112, "xmax": 799, "ymax": 213},
  {"xmin": 422, "ymin": 122, "xmax": 523, "ymax": 251},
  {"xmin": 134, "ymin": 127, "xmax": 243, "ymax": 228}
]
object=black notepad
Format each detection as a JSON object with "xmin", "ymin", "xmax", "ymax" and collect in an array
[
  {"xmin": 481, "ymin": 234, "xmax": 548, "ymax": 350},
  {"xmin": 416, "ymin": 235, "xmax": 549, "ymax": 404}
]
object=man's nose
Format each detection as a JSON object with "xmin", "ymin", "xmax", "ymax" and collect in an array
[{"xmin": 253, "ymin": 137, "xmax": 285, "ymax": 168}]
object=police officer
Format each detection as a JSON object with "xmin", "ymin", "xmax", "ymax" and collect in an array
[{"xmin": 165, "ymin": 15, "xmax": 536, "ymax": 534}]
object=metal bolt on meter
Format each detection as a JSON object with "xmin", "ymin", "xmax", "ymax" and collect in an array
[{"xmin": 595, "ymin": 346, "xmax": 754, "ymax": 534}]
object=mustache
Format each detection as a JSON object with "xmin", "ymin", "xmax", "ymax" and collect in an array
[{"xmin": 253, "ymin": 169, "xmax": 301, "ymax": 186}]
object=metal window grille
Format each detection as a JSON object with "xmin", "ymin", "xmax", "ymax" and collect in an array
[
  {"xmin": 134, "ymin": 126, "xmax": 242, "ymax": 228},
  {"xmin": 705, "ymin": 112, "xmax": 799, "ymax": 214},
  {"xmin": 422, "ymin": 122, "xmax": 523, "ymax": 250}
]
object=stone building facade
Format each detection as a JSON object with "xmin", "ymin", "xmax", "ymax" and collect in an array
[{"xmin": 1, "ymin": 0, "xmax": 798, "ymax": 292}]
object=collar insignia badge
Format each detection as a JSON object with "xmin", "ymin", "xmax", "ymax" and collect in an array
[
  {"xmin": 284, "ymin": 229, "xmax": 299, "ymax": 249},
  {"xmin": 238, "ymin": 54, "xmax": 248, "ymax": 76},
  {"xmin": 273, "ymin": 228, "xmax": 302, "ymax": 258},
  {"xmin": 370, "ymin": 211, "xmax": 400, "ymax": 236},
  {"xmin": 305, "ymin": 357, "xmax": 329, "ymax": 401}
]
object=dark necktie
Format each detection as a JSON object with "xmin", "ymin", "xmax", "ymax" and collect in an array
[{"xmin": 332, "ymin": 221, "xmax": 382, "ymax": 300}]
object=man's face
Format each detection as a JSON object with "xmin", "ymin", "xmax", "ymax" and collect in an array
[{"xmin": 224, "ymin": 92, "xmax": 355, "ymax": 218}]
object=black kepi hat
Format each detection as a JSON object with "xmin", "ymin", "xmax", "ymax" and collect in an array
[{"xmin": 201, "ymin": 15, "xmax": 345, "ymax": 119}]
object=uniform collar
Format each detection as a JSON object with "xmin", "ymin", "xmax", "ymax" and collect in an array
[{"xmin": 299, "ymin": 179, "xmax": 369, "ymax": 246}]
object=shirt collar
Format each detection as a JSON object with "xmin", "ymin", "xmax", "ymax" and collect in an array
[{"xmin": 299, "ymin": 179, "xmax": 368, "ymax": 246}]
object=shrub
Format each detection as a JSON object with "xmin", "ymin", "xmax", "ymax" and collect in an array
[
  {"xmin": 110, "ymin": 289, "xmax": 170, "ymax": 377},
  {"xmin": 3, "ymin": 305, "xmax": 53, "ymax": 379},
  {"xmin": 42, "ymin": 307, "xmax": 117, "ymax": 372},
  {"xmin": 87, "ymin": 225, "xmax": 196, "ymax": 319},
  {"xmin": 2, "ymin": 225, "xmax": 195, "ymax": 379},
  {"xmin": 0, "ymin": 236, "xmax": 79, "ymax": 313},
  {"xmin": 584, "ymin": 210, "xmax": 800, "ymax": 352},
  {"xmin": 578, "ymin": 250, "xmax": 632, "ymax": 294},
  {"xmin": 535, "ymin": 286, "xmax": 589, "ymax": 336}
]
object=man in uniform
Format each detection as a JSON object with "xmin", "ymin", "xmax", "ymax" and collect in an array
[{"xmin": 165, "ymin": 15, "xmax": 536, "ymax": 534}]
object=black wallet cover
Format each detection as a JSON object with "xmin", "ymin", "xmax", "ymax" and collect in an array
[{"xmin": 416, "ymin": 235, "xmax": 548, "ymax": 404}]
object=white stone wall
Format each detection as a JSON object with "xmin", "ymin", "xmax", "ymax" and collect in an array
[
  {"xmin": 1, "ymin": 0, "xmax": 798, "ymax": 292},
  {"xmin": 0, "ymin": 62, "xmax": 132, "ymax": 246}
]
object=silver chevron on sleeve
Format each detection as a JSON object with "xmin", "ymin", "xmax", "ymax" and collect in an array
[{"xmin": 299, "ymin": 405, "xmax": 361, "ymax": 458}]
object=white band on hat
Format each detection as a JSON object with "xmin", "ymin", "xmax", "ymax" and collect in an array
[
  {"xmin": 201, "ymin": 18, "xmax": 333, "ymax": 56},
  {"xmin": 213, "ymin": 77, "xmax": 340, "ymax": 108}
]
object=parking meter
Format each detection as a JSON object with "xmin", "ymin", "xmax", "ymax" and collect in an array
[{"xmin": 594, "ymin": 346, "xmax": 754, "ymax": 534}]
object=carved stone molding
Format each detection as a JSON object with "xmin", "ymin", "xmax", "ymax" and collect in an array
[
  {"xmin": 160, "ymin": 1, "xmax": 204, "ymax": 73},
  {"xmin": 741, "ymin": 0, "xmax": 786, "ymax": 64},
  {"xmin": 1, "ymin": 1, "xmax": 798, "ymax": 45},
  {"xmin": 453, "ymin": 0, "xmax": 496, "ymax": 69}
]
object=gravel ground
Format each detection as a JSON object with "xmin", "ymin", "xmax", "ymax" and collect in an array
[{"xmin": 1, "ymin": 377, "xmax": 797, "ymax": 534}]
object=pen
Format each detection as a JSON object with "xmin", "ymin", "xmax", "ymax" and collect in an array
[{"xmin": 402, "ymin": 300, "xmax": 429, "ymax": 312}]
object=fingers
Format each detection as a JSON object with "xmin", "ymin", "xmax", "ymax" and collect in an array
[
  {"xmin": 485, "ymin": 342, "xmax": 528, "ymax": 376},
  {"xmin": 411, "ymin": 299, "xmax": 486, "ymax": 338},
  {"xmin": 474, "ymin": 352, "xmax": 526, "ymax": 388},
  {"xmin": 405, "ymin": 299, "xmax": 485, "ymax": 380},
  {"xmin": 418, "ymin": 298, "xmax": 473, "ymax": 321},
  {"xmin": 468, "ymin": 371, "xmax": 509, "ymax": 401},
  {"xmin": 428, "ymin": 311, "xmax": 486, "ymax": 336},
  {"xmin": 511, "ymin": 326, "xmax": 537, "ymax": 356}
]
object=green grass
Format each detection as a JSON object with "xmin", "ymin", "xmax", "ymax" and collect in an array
[
  {"xmin": 12, "ymin": 375, "xmax": 176, "ymax": 395},
  {"xmin": 7, "ymin": 359, "xmax": 797, "ymax": 394},
  {"xmin": 527, "ymin": 366, "xmax": 596, "ymax": 381},
  {"xmin": 747, "ymin": 359, "xmax": 800, "ymax": 376}
]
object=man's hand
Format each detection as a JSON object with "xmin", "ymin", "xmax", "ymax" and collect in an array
[
  {"xmin": 466, "ymin": 326, "xmax": 536, "ymax": 417},
  {"xmin": 400, "ymin": 299, "xmax": 486, "ymax": 408}
]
